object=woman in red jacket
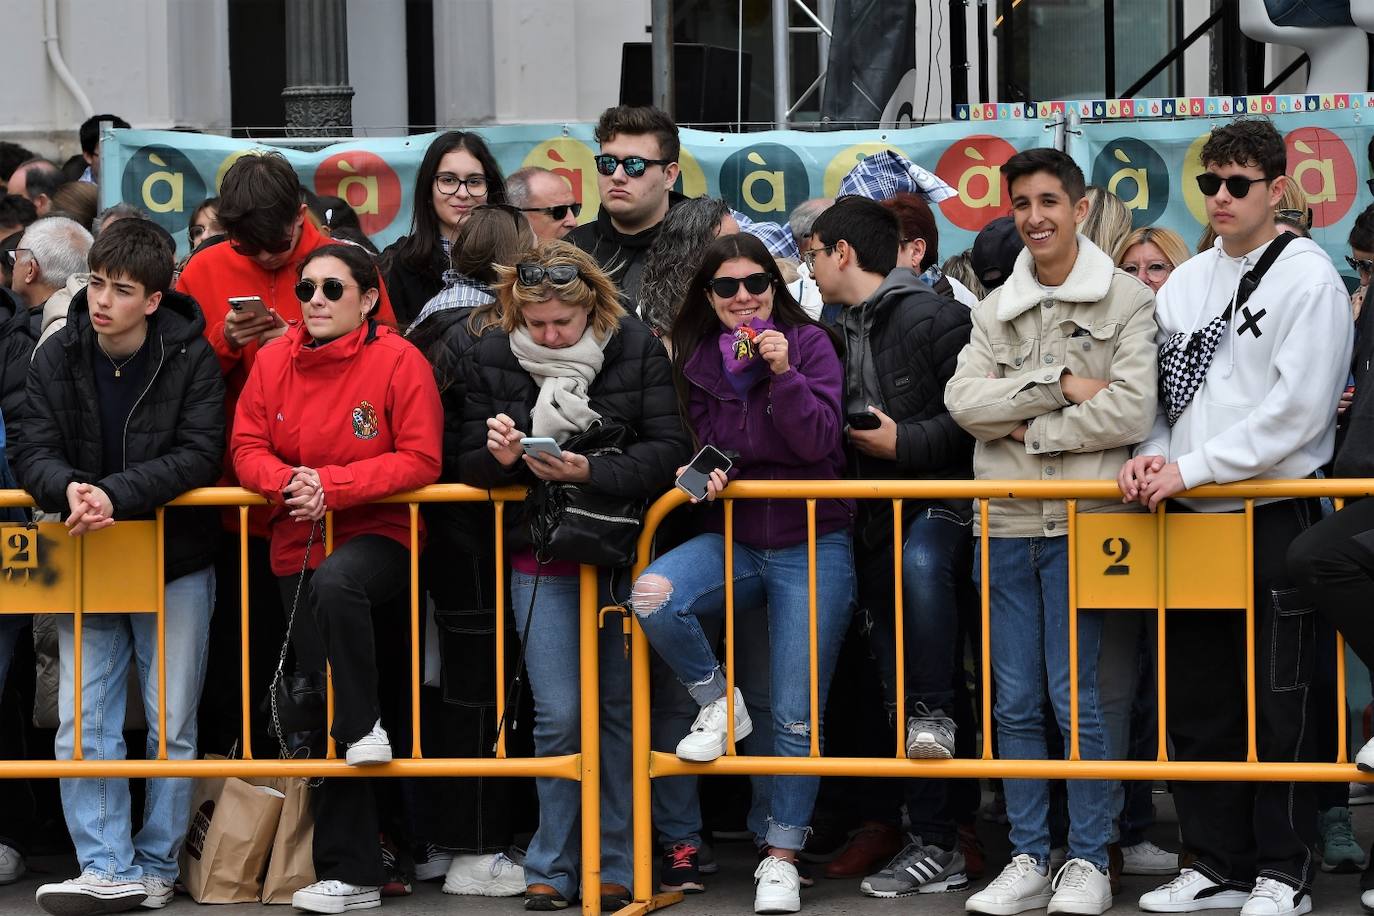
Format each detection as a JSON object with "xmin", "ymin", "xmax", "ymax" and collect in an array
[{"xmin": 231, "ymin": 242, "xmax": 443, "ymax": 915}]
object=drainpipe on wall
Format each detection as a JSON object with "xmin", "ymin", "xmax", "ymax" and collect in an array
[{"xmin": 43, "ymin": 0, "xmax": 95, "ymax": 119}]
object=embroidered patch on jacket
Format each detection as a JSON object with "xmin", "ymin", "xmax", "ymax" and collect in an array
[{"xmin": 351, "ymin": 401, "xmax": 379, "ymax": 440}]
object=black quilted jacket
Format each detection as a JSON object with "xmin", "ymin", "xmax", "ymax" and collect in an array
[
  {"xmin": 837, "ymin": 268, "xmax": 975, "ymax": 548},
  {"xmin": 11, "ymin": 288, "xmax": 226, "ymax": 581}
]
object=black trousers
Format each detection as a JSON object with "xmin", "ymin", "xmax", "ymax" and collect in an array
[
  {"xmin": 1289, "ymin": 496, "xmax": 1374, "ymax": 668},
  {"xmin": 1167, "ymin": 499, "xmax": 1321, "ymax": 893},
  {"xmin": 278, "ymin": 534, "xmax": 410, "ymax": 886}
]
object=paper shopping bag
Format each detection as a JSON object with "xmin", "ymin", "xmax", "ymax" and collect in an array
[
  {"xmin": 260, "ymin": 777, "xmax": 316, "ymax": 904},
  {"xmin": 180, "ymin": 774, "xmax": 285, "ymax": 903}
]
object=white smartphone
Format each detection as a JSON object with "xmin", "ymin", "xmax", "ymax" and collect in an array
[
  {"xmin": 521, "ymin": 437, "xmax": 563, "ymax": 460},
  {"xmin": 676, "ymin": 445, "xmax": 733, "ymax": 501},
  {"xmin": 228, "ymin": 295, "xmax": 270, "ymax": 320}
]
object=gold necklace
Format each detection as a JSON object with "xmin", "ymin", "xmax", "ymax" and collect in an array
[{"xmin": 99, "ymin": 335, "xmax": 147, "ymax": 378}]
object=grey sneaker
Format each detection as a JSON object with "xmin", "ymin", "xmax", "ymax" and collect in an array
[
  {"xmin": 138, "ymin": 876, "xmax": 174, "ymax": 910},
  {"xmin": 861, "ymin": 838, "xmax": 969, "ymax": 897},
  {"xmin": 906, "ymin": 703, "xmax": 957, "ymax": 759}
]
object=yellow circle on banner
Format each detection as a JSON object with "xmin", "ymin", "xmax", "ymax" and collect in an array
[
  {"xmin": 214, "ymin": 149, "xmax": 261, "ymax": 194},
  {"xmin": 521, "ymin": 139, "xmax": 602, "ymax": 223},
  {"xmin": 823, "ymin": 143, "xmax": 894, "ymax": 197},
  {"xmin": 1180, "ymin": 131, "xmax": 1213, "ymax": 228}
]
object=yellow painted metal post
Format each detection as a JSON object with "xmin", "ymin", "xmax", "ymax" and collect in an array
[
  {"xmin": 1245, "ymin": 500, "xmax": 1257, "ymax": 763},
  {"xmin": 725, "ymin": 501, "xmax": 738, "ymax": 754},
  {"xmin": 73, "ymin": 539, "xmax": 84, "ymax": 761},
  {"xmin": 579, "ymin": 566, "xmax": 602, "ymax": 916},
  {"xmin": 806, "ymin": 499, "xmax": 819, "ymax": 758},
  {"xmin": 495, "ymin": 501, "xmax": 507, "ymax": 759},
  {"xmin": 892, "ymin": 499, "xmax": 905, "ymax": 759},
  {"xmin": 239, "ymin": 506, "xmax": 253, "ymax": 759},
  {"xmin": 979, "ymin": 500, "xmax": 992, "ymax": 759},
  {"xmin": 1156, "ymin": 506, "xmax": 1167, "ymax": 761},
  {"xmin": 325, "ymin": 512, "xmax": 337, "ymax": 760},
  {"xmin": 631, "ymin": 557, "xmax": 653, "ymax": 904},
  {"xmin": 156, "ymin": 508, "xmax": 168, "ymax": 760},
  {"xmin": 409, "ymin": 504, "xmax": 422, "ymax": 759},
  {"xmin": 1336, "ymin": 497, "xmax": 1348, "ymax": 764},
  {"xmin": 1067, "ymin": 500, "xmax": 1079, "ymax": 761}
]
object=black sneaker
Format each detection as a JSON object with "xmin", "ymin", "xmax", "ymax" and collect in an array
[
  {"xmin": 379, "ymin": 836, "xmax": 413, "ymax": 897},
  {"xmin": 660, "ymin": 843, "xmax": 706, "ymax": 894}
]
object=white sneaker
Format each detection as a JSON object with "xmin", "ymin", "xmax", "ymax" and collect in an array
[
  {"xmin": 442, "ymin": 852, "xmax": 525, "ymax": 897},
  {"xmin": 1048, "ymin": 859, "xmax": 1113, "ymax": 915},
  {"xmin": 1139, "ymin": 869, "xmax": 1250, "ymax": 912},
  {"xmin": 138, "ymin": 876, "xmax": 174, "ymax": 909},
  {"xmin": 966, "ymin": 853, "xmax": 1053, "ymax": 915},
  {"xmin": 291, "ymin": 879, "xmax": 381, "ymax": 913},
  {"xmin": 1360, "ymin": 887, "xmax": 1374, "ymax": 914},
  {"xmin": 677, "ymin": 688, "xmax": 753, "ymax": 763},
  {"xmin": 1122, "ymin": 841, "xmax": 1180, "ymax": 876},
  {"xmin": 1239, "ymin": 878, "xmax": 1310, "ymax": 916},
  {"xmin": 36, "ymin": 873, "xmax": 147, "ymax": 915},
  {"xmin": 753, "ymin": 856, "xmax": 801, "ymax": 914},
  {"xmin": 0, "ymin": 842, "xmax": 25, "ymax": 884},
  {"xmin": 345, "ymin": 720, "xmax": 392, "ymax": 766},
  {"xmin": 1356, "ymin": 736, "xmax": 1374, "ymax": 772},
  {"xmin": 1349, "ymin": 782, "xmax": 1374, "ymax": 806}
]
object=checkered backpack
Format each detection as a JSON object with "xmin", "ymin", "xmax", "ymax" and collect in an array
[{"xmin": 1158, "ymin": 233, "xmax": 1295, "ymax": 426}]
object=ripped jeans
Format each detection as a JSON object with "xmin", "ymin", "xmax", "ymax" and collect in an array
[{"xmin": 631, "ymin": 531, "xmax": 855, "ymax": 851}]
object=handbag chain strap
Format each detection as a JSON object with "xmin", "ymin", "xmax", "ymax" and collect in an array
[{"xmin": 269, "ymin": 518, "xmax": 323, "ymax": 762}]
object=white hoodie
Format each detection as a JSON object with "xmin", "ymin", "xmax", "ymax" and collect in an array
[{"xmin": 1135, "ymin": 234, "xmax": 1352, "ymax": 511}]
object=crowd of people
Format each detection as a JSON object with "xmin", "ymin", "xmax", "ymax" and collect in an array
[{"xmin": 0, "ymin": 105, "xmax": 1372, "ymax": 916}]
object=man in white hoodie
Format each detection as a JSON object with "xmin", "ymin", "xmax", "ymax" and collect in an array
[{"xmin": 1119, "ymin": 118, "xmax": 1352, "ymax": 916}]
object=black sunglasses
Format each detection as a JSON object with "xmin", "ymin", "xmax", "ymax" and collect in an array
[
  {"xmin": 230, "ymin": 234, "xmax": 295, "ymax": 258},
  {"xmin": 518, "ymin": 202, "xmax": 583, "ymax": 221},
  {"xmin": 294, "ymin": 278, "xmax": 358, "ymax": 302},
  {"xmin": 593, "ymin": 154, "xmax": 672, "ymax": 178},
  {"xmin": 516, "ymin": 263, "xmax": 580, "ymax": 286},
  {"xmin": 707, "ymin": 272, "xmax": 773, "ymax": 299},
  {"xmin": 1347, "ymin": 255, "xmax": 1374, "ymax": 275},
  {"xmin": 1195, "ymin": 173, "xmax": 1271, "ymax": 199},
  {"xmin": 1274, "ymin": 207, "xmax": 1313, "ymax": 230},
  {"xmin": 1367, "ymin": 177, "xmax": 1374, "ymax": 197}
]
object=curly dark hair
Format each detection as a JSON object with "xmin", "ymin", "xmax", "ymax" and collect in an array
[
  {"xmin": 638, "ymin": 197, "xmax": 731, "ymax": 335},
  {"xmin": 1201, "ymin": 118, "xmax": 1287, "ymax": 180},
  {"xmin": 594, "ymin": 105, "xmax": 680, "ymax": 163}
]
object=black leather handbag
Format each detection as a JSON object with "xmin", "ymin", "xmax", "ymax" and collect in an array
[{"xmin": 525, "ymin": 420, "xmax": 645, "ymax": 568}]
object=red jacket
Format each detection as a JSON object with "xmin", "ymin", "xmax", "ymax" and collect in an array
[{"xmin": 231, "ymin": 321, "xmax": 443, "ymax": 576}]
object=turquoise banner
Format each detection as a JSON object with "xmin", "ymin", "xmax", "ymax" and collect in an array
[
  {"xmin": 1069, "ymin": 109, "xmax": 1370, "ymax": 280},
  {"xmin": 100, "ymin": 121, "xmax": 1051, "ymax": 260}
]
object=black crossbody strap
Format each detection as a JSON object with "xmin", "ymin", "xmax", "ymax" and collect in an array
[{"xmin": 1226, "ymin": 231, "xmax": 1297, "ymax": 319}]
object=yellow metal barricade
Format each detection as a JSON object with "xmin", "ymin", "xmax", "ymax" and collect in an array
[
  {"xmin": 0, "ymin": 485, "xmax": 610, "ymax": 916},
  {"xmin": 623, "ymin": 479, "xmax": 1374, "ymax": 916}
]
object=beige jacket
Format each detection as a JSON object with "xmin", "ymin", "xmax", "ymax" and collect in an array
[
  {"xmin": 35, "ymin": 273, "xmax": 87, "ymax": 355},
  {"xmin": 945, "ymin": 235, "xmax": 1158, "ymax": 537}
]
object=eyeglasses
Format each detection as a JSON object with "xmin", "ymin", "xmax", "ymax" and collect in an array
[
  {"xmin": 518, "ymin": 202, "xmax": 583, "ymax": 221},
  {"xmin": 294, "ymin": 278, "xmax": 359, "ymax": 302},
  {"xmin": 1275, "ymin": 207, "xmax": 1313, "ymax": 230},
  {"xmin": 2, "ymin": 248, "xmax": 32, "ymax": 271},
  {"xmin": 802, "ymin": 242, "xmax": 839, "ymax": 270},
  {"xmin": 593, "ymin": 155, "xmax": 672, "ymax": 178},
  {"xmin": 1195, "ymin": 173, "xmax": 1272, "ymax": 198},
  {"xmin": 516, "ymin": 263, "xmax": 580, "ymax": 286},
  {"xmin": 188, "ymin": 225, "xmax": 208, "ymax": 244},
  {"xmin": 1346, "ymin": 255, "xmax": 1374, "ymax": 275},
  {"xmin": 1121, "ymin": 261, "xmax": 1173, "ymax": 280},
  {"xmin": 230, "ymin": 234, "xmax": 294, "ymax": 258},
  {"xmin": 707, "ymin": 272, "xmax": 772, "ymax": 299},
  {"xmin": 435, "ymin": 173, "xmax": 489, "ymax": 197}
]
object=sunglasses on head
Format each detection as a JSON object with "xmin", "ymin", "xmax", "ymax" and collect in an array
[
  {"xmin": 230, "ymin": 234, "xmax": 295, "ymax": 258},
  {"xmin": 1347, "ymin": 255, "xmax": 1374, "ymax": 275},
  {"xmin": 707, "ymin": 272, "xmax": 772, "ymax": 298},
  {"xmin": 519, "ymin": 202, "xmax": 583, "ymax": 221},
  {"xmin": 1275, "ymin": 207, "xmax": 1313, "ymax": 229},
  {"xmin": 1195, "ymin": 172, "xmax": 1272, "ymax": 198},
  {"xmin": 294, "ymin": 278, "xmax": 358, "ymax": 302},
  {"xmin": 593, "ymin": 154, "xmax": 672, "ymax": 178},
  {"xmin": 516, "ymin": 263, "xmax": 580, "ymax": 286}
]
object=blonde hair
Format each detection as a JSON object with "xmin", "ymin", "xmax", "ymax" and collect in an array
[
  {"xmin": 1114, "ymin": 226, "xmax": 1191, "ymax": 271},
  {"xmin": 492, "ymin": 240, "xmax": 626, "ymax": 340},
  {"xmin": 1081, "ymin": 186, "xmax": 1133, "ymax": 259}
]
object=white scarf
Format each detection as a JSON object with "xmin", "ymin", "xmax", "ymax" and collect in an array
[{"xmin": 508, "ymin": 326, "xmax": 609, "ymax": 442}]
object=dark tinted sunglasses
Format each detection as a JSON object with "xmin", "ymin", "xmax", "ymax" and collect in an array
[
  {"xmin": 1347, "ymin": 255, "xmax": 1374, "ymax": 275},
  {"xmin": 1275, "ymin": 207, "xmax": 1313, "ymax": 229},
  {"xmin": 230, "ymin": 235, "xmax": 295, "ymax": 258},
  {"xmin": 593, "ymin": 154, "xmax": 672, "ymax": 178},
  {"xmin": 519, "ymin": 202, "xmax": 583, "ymax": 221},
  {"xmin": 707, "ymin": 272, "xmax": 772, "ymax": 298},
  {"xmin": 1195, "ymin": 173, "xmax": 1271, "ymax": 198},
  {"xmin": 294, "ymin": 278, "xmax": 358, "ymax": 302},
  {"xmin": 516, "ymin": 263, "xmax": 580, "ymax": 286}
]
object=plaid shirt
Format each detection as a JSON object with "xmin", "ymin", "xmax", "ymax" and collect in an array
[{"xmin": 837, "ymin": 149, "xmax": 958, "ymax": 203}]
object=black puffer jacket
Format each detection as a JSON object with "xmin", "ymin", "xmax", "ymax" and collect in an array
[
  {"xmin": 0, "ymin": 306, "xmax": 42, "ymax": 430},
  {"xmin": 12, "ymin": 288, "xmax": 226, "ymax": 581},
  {"xmin": 457, "ymin": 316, "xmax": 691, "ymax": 526},
  {"xmin": 838, "ymin": 268, "xmax": 974, "ymax": 547},
  {"xmin": 1334, "ymin": 301, "xmax": 1374, "ymax": 476},
  {"xmin": 381, "ymin": 240, "xmax": 448, "ymax": 331},
  {"xmin": 567, "ymin": 192, "xmax": 688, "ymax": 315}
]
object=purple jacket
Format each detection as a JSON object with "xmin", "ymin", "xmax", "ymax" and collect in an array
[{"xmin": 683, "ymin": 321, "xmax": 853, "ymax": 549}]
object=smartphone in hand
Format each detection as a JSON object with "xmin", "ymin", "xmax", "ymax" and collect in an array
[
  {"xmin": 676, "ymin": 445, "xmax": 733, "ymax": 501},
  {"xmin": 846, "ymin": 411, "xmax": 882, "ymax": 430},
  {"xmin": 521, "ymin": 437, "xmax": 563, "ymax": 461}
]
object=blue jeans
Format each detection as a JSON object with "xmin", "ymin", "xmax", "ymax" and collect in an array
[
  {"xmin": 862, "ymin": 507, "xmax": 971, "ymax": 847},
  {"xmin": 511, "ymin": 569, "xmax": 632, "ymax": 898},
  {"xmin": 977, "ymin": 537, "xmax": 1110, "ymax": 871},
  {"xmin": 632, "ymin": 531, "xmax": 856, "ymax": 851},
  {"xmin": 55, "ymin": 566, "xmax": 215, "ymax": 881}
]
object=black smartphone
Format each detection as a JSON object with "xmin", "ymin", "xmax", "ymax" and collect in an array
[
  {"xmin": 846, "ymin": 411, "xmax": 881, "ymax": 430},
  {"xmin": 675, "ymin": 445, "xmax": 733, "ymax": 501}
]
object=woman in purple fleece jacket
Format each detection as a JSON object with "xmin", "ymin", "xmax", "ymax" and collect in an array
[{"xmin": 630, "ymin": 232, "xmax": 855, "ymax": 915}]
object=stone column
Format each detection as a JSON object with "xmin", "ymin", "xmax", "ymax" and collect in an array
[{"xmin": 282, "ymin": 0, "xmax": 354, "ymax": 136}]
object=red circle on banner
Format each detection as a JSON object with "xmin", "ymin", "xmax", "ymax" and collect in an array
[
  {"xmin": 314, "ymin": 151, "xmax": 403, "ymax": 237},
  {"xmin": 1283, "ymin": 126, "xmax": 1356, "ymax": 229},
  {"xmin": 935, "ymin": 135, "xmax": 1018, "ymax": 231}
]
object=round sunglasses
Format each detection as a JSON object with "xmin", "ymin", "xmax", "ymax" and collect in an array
[
  {"xmin": 707, "ymin": 272, "xmax": 772, "ymax": 298},
  {"xmin": 295, "ymin": 278, "xmax": 360, "ymax": 302},
  {"xmin": 1194, "ymin": 173, "xmax": 1271, "ymax": 199},
  {"xmin": 593, "ymin": 155, "xmax": 672, "ymax": 178}
]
